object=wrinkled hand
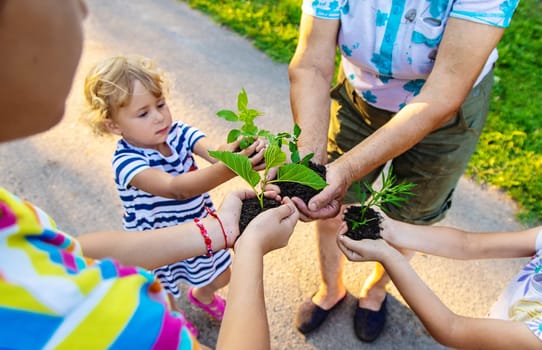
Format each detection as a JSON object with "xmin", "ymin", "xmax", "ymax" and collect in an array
[
  {"xmin": 291, "ymin": 162, "xmax": 349, "ymax": 221},
  {"xmin": 336, "ymin": 222, "xmax": 393, "ymax": 262},
  {"xmin": 236, "ymin": 197, "xmax": 299, "ymax": 255}
]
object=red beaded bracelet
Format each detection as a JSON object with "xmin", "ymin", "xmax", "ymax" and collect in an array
[
  {"xmin": 194, "ymin": 218, "xmax": 213, "ymax": 257},
  {"xmin": 205, "ymin": 207, "xmax": 228, "ymax": 247}
]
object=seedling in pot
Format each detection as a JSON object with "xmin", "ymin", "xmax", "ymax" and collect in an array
[{"xmin": 344, "ymin": 167, "xmax": 415, "ymax": 240}]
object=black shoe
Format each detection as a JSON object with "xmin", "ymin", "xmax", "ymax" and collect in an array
[
  {"xmin": 295, "ymin": 293, "xmax": 347, "ymax": 334},
  {"xmin": 354, "ymin": 294, "xmax": 387, "ymax": 342}
]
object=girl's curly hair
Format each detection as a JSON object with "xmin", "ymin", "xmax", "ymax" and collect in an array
[{"xmin": 83, "ymin": 55, "xmax": 169, "ymax": 135}]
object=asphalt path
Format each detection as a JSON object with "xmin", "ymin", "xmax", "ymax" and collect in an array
[{"xmin": 0, "ymin": 1, "xmax": 528, "ymax": 349}]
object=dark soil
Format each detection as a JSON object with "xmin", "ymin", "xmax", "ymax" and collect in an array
[
  {"xmin": 238, "ymin": 197, "xmax": 282, "ymax": 235},
  {"xmin": 343, "ymin": 206, "xmax": 382, "ymax": 240},
  {"xmin": 277, "ymin": 161, "xmax": 326, "ymax": 204}
]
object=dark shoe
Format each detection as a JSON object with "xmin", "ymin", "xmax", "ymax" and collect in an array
[
  {"xmin": 295, "ymin": 293, "xmax": 346, "ymax": 334},
  {"xmin": 354, "ymin": 294, "xmax": 387, "ymax": 342}
]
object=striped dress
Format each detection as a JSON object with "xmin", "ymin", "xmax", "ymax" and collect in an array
[
  {"xmin": 0, "ymin": 188, "xmax": 198, "ymax": 349},
  {"xmin": 112, "ymin": 121, "xmax": 231, "ymax": 297}
]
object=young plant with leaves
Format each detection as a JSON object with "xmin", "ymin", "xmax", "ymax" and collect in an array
[
  {"xmin": 345, "ymin": 167, "xmax": 415, "ymax": 239},
  {"xmin": 209, "ymin": 142, "xmax": 326, "ymax": 209},
  {"xmin": 216, "ymin": 88, "xmax": 268, "ymax": 150},
  {"xmin": 213, "ymin": 88, "xmax": 326, "ymax": 209},
  {"xmin": 216, "ymin": 88, "xmax": 313, "ymax": 166}
]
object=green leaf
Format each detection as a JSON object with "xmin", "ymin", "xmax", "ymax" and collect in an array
[
  {"xmin": 299, "ymin": 153, "xmax": 314, "ymax": 165},
  {"xmin": 208, "ymin": 150, "xmax": 260, "ymax": 188},
  {"xmin": 276, "ymin": 163, "xmax": 327, "ymax": 190},
  {"xmin": 293, "ymin": 123, "xmax": 301, "ymax": 138},
  {"xmin": 239, "ymin": 137, "xmax": 254, "ymax": 150},
  {"xmin": 217, "ymin": 109, "xmax": 239, "ymax": 122},
  {"xmin": 237, "ymin": 88, "xmax": 248, "ymax": 112},
  {"xmin": 241, "ymin": 124, "xmax": 259, "ymax": 136},
  {"xmin": 247, "ymin": 108, "xmax": 264, "ymax": 119},
  {"xmin": 290, "ymin": 149, "xmax": 300, "ymax": 164},
  {"xmin": 227, "ymin": 129, "xmax": 242, "ymax": 143},
  {"xmin": 264, "ymin": 144, "xmax": 286, "ymax": 169}
]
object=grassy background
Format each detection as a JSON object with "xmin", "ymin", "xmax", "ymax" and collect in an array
[{"xmin": 181, "ymin": 0, "xmax": 541, "ymax": 225}]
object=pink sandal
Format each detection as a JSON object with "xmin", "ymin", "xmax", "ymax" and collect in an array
[
  {"xmin": 178, "ymin": 311, "xmax": 199, "ymax": 338},
  {"xmin": 188, "ymin": 287, "xmax": 226, "ymax": 320}
]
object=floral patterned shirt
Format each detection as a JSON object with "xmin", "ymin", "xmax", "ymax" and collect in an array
[
  {"xmin": 302, "ymin": 0, "xmax": 520, "ymax": 111},
  {"xmin": 489, "ymin": 230, "xmax": 542, "ymax": 342}
]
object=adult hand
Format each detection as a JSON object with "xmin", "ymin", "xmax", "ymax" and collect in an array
[
  {"xmin": 336, "ymin": 222, "xmax": 393, "ymax": 262},
  {"xmin": 236, "ymin": 197, "xmax": 299, "ymax": 255},
  {"xmin": 292, "ymin": 162, "xmax": 349, "ymax": 221}
]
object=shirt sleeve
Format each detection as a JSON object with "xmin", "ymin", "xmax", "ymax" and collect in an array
[
  {"xmin": 173, "ymin": 122, "xmax": 205, "ymax": 152},
  {"xmin": 302, "ymin": 0, "xmax": 342, "ymax": 19},
  {"xmin": 450, "ymin": 0, "xmax": 520, "ymax": 28},
  {"xmin": 0, "ymin": 189, "xmax": 201, "ymax": 349},
  {"xmin": 113, "ymin": 150, "xmax": 149, "ymax": 189}
]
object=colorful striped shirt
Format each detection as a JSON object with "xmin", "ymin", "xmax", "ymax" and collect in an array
[
  {"xmin": 0, "ymin": 187, "xmax": 198, "ymax": 349},
  {"xmin": 303, "ymin": 0, "xmax": 519, "ymax": 112}
]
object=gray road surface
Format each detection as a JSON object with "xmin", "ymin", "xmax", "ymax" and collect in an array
[{"xmin": 0, "ymin": 1, "xmax": 527, "ymax": 349}]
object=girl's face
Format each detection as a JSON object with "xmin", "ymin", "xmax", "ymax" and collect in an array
[{"xmin": 106, "ymin": 80, "xmax": 172, "ymax": 150}]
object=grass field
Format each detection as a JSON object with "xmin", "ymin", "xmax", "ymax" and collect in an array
[{"xmin": 181, "ymin": 0, "xmax": 541, "ymax": 225}]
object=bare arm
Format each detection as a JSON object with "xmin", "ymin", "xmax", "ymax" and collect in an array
[
  {"xmin": 288, "ymin": 14, "xmax": 339, "ymax": 164},
  {"xmin": 78, "ymin": 189, "xmax": 266, "ymax": 269},
  {"xmin": 308, "ymin": 19, "xmax": 506, "ymax": 215},
  {"xmin": 337, "ymin": 234, "xmax": 541, "ymax": 349},
  {"xmin": 381, "ymin": 217, "xmax": 542, "ymax": 260},
  {"xmin": 217, "ymin": 198, "xmax": 299, "ymax": 350},
  {"xmin": 129, "ymin": 137, "xmax": 264, "ymax": 200},
  {"xmin": 78, "ymin": 217, "xmax": 225, "ymax": 270},
  {"xmin": 287, "ymin": 14, "xmax": 343, "ymax": 219}
]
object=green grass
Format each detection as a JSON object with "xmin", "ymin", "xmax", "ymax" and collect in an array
[{"xmin": 181, "ymin": 0, "xmax": 541, "ymax": 225}]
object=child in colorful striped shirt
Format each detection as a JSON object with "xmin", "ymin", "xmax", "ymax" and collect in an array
[{"xmin": 0, "ymin": 1, "xmax": 299, "ymax": 348}]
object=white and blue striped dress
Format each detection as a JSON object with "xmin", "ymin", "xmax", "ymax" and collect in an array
[{"xmin": 112, "ymin": 121, "xmax": 231, "ymax": 297}]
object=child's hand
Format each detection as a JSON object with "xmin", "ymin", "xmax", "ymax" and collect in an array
[
  {"xmin": 371, "ymin": 208, "xmax": 409, "ymax": 246},
  {"xmin": 239, "ymin": 139, "xmax": 266, "ymax": 171},
  {"xmin": 217, "ymin": 188, "xmax": 282, "ymax": 247},
  {"xmin": 336, "ymin": 222, "xmax": 395, "ymax": 262},
  {"xmin": 236, "ymin": 196, "xmax": 299, "ymax": 255}
]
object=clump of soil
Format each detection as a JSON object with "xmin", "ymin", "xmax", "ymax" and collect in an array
[
  {"xmin": 343, "ymin": 206, "xmax": 382, "ymax": 240},
  {"xmin": 238, "ymin": 197, "xmax": 282, "ymax": 235},
  {"xmin": 277, "ymin": 161, "xmax": 326, "ymax": 204}
]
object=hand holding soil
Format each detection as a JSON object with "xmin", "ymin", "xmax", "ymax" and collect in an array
[
  {"xmin": 216, "ymin": 189, "xmax": 280, "ymax": 247},
  {"xmin": 337, "ymin": 222, "xmax": 395, "ymax": 263},
  {"xmin": 235, "ymin": 197, "xmax": 300, "ymax": 254}
]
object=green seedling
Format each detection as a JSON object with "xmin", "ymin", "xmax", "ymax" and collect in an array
[
  {"xmin": 216, "ymin": 88, "xmax": 267, "ymax": 150},
  {"xmin": 213, "ymin": 88, "xmax": 327, "ymax": 208},
  {"xmin": 216, "ymin": 88, "xmax": 314, "ymax": 166},
  {"xmin": 347, "ymin": 167, "xmax": 416, "ymax": 230},
  {"xmin": 209, "ymin": 144, "xmax": 326, "ymax": 209}
]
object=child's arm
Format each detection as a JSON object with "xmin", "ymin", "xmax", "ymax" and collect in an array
[
  {"xmin": 78, "ymin": 212, "xmax": 228, "ymax": 269},
  {"xmin": 336, "ymin": 231, "xmax": 542, "ymax": 350},
  {"xmin": 129, "ymin": 138, "xmax": 265, "ymax": 200},
  {"xmin": 379, "ymin": 214, "xmax": 541, "ymax": 259},
  {"xmin": 78, "ymin": 189, "xmax": 275, "ymax": 269},
  {"xmin": 217, "ymin": 197, "xmax": 299, "ymax": 350}
]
